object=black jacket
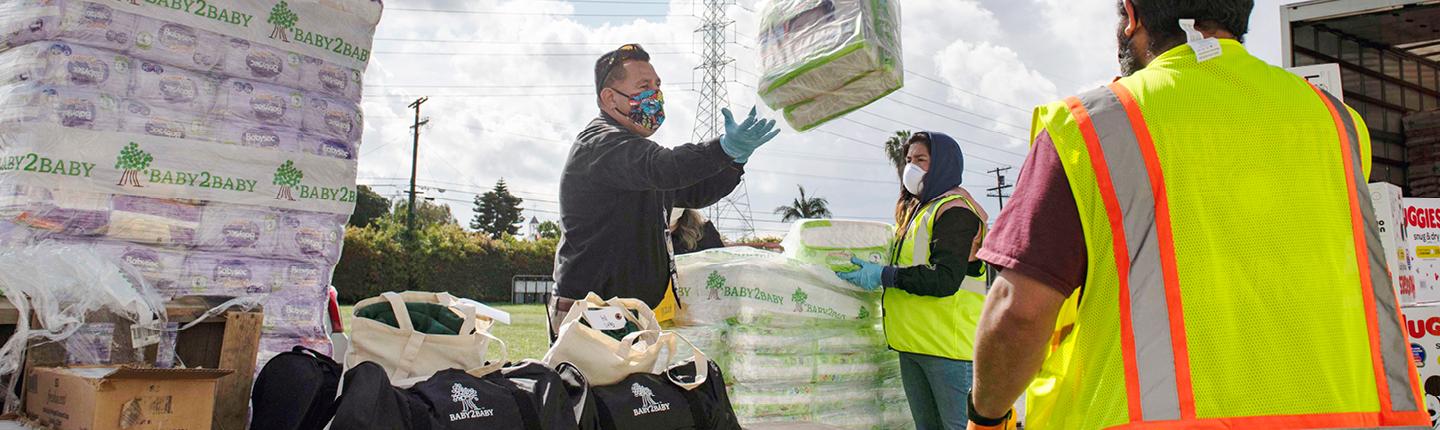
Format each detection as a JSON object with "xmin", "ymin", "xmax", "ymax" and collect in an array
[{"xmin": 555, "ymin": 116, "xmax": 742, "ymax": 306}]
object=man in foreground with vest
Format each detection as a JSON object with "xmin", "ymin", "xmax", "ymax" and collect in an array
[{"xmin": 966, "ymin": 1, "xmax": 1427, "ymax": 428}]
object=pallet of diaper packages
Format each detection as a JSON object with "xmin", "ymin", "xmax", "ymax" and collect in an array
[
  {"xmin": 0, "ymin": 0, "xmax": 381, "ymax": 372},
  {"xmin": 756, "ymin": 0, "xmax": 902, "ymax": 131},
  {"xmin": 673, "ymin": 246, "xmax": 913, "ymax": 429}
]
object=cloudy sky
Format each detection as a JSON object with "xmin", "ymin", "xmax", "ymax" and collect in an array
[{"xmin": 358, "ymin": 0, "xmax": 1303, "ymax": 237}]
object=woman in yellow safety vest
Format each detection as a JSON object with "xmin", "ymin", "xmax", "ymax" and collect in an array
[{"xmin": 836, "ymin": 131, "xmax": 988, "ymax": 430}]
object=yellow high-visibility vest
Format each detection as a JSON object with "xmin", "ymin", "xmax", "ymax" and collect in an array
[
  {"xmin": 1026, "ymin": 39, "xmax": 1426, "ymax": 428},
  {"xmin": 884, "ymin": 192, "xmax": 987, "ymax": 361}
]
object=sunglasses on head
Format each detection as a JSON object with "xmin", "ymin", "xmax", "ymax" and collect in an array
[{"xmin": 598, "ymin": 44, "xmax": 644, "ymax": 93}]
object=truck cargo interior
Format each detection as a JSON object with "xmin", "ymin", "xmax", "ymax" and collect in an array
[{"xmin": 1284, "ymin": 0, "xmax": 1440, "ymax": 193}]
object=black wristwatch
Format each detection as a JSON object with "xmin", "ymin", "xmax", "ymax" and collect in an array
[{"xmin": 967, "ymin": 395, "xmax": 1012, "ymax": 427}]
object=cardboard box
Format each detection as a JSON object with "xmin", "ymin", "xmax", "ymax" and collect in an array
[
  {"xmin": 1404, "ymin": 304, "xmax": 1440, "ymax": 429},
  {"xmin": 25, "ymin": 366, "xmax": 231, "ymax": 430},
  {"xmin": 1403, "ymin": 198, "xmax": 1440, "ymax": 303},
  {"xmin": 1370, "ymin": 183, "xmax": 1416, "ymax": 305}
]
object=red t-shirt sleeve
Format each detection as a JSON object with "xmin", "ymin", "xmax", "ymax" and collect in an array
[{"xmin": 977, "ymin": 130, "xmax": 1087, "ymax": 296}]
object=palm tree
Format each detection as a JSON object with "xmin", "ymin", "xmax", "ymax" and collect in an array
[
  {"xmin": 774, "ymin": 185, "xmax": 833, "ymax": 222},
  {"xmin": 884, "ymin": 130, "xmax": 913, "ymax": 177}
]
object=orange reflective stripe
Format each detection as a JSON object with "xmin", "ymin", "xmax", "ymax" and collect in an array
[
  {"xmin": 1311, "ymin": 84, "xmax": 1393, "ymax": 414},
  {"xmin": 1112, "ymin": 410, "xmax": 1431, "ymax": 429},
  {"xmin": 1066, "ymin": 95, "xmax": 1142, "ymax": 423},
  {"xmin": 1109, "ymin": 82, "xmax": 1196, "ymax": 420}
]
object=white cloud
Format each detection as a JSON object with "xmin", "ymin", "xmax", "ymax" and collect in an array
[
  {"xmin": 356, "ymin": 0, "xmax": 1120, "ymax": 234},
  {"xmin": 934, "ymin": 40, "xmax": 1058, "ymax": 146}
]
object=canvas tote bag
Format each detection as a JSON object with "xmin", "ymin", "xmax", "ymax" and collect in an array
[
  {"xmin": 347, "ymin": 291, "xmax": 506, "ymax": 386},
  {"xmin": 544, "ymin": 293, "xmax": 680, "ymax": 386}
]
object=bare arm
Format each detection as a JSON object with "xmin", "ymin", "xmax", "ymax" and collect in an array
[{"xmin": 969, "ymin": 269, "xmax": 1067, "ymax": 420}]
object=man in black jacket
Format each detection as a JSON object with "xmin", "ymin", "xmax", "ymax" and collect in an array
[{"xmin": 551, "ymin": 44, "xmax": 780, "ymax": 335}]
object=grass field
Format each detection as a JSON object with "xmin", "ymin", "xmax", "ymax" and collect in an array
[{"xmin": 339, "ymin": 303, "xmax": 552, "ymax": 361}]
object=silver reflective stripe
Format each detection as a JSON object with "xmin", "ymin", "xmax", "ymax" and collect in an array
[
  {"xmin": 1076, "ymin": 86, "xmax": 1180, "ymax": 421},
  {"xmin": 1317, "ymin": 89, "xmax": 1419, "ymax": 413},
  {"xmin": 909, "ymin": 200, "xmax": 941, "ymax": 265}
]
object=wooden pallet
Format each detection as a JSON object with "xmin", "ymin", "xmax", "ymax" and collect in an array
[{"xmin": 0, "ymin": 296, "xmax": 262, "ymax": 430}]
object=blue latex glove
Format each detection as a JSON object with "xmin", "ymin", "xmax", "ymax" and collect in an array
[
  {"xmin": 720, "ymin": 107, "xmax": 781, "ymax": 164},
  {"xmin": 836, "ymin": 257, "xmax": 885, "ymax": 291}
]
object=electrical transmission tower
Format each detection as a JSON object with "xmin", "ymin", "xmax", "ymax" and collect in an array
[{"xmin": 693, "ymin": 0, "xmax": 755, "ymax": 238}]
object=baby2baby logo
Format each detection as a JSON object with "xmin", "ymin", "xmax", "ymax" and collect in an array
[
  {"xmin": 266, "ymin": 1, "xmax": 370, "ymax": 62},
  {"xmin": 0, "ymin": 151, "xmax": 96, "ymax": 179},
  {"xmin": 114, "ymin": 142, "xmax": 258, "ymax": 192},
  {"xmin": 274, "ymin": 160, "xmax": 356, "ymax": 203}
]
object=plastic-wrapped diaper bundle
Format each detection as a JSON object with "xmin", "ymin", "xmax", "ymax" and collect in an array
[
  {"xmin": 675, "ymin": 244, "xmax": 912, "ymax": 429},
  {"xmin": 0, "ymin": 0, "xmax": 379, "ymax": 373},
  {"xmin": 757, "ymin": 0, "xmax": 902, "ymax": 131},
  {"xmin": 781, "ymin": 219, "xmax": 894, "ymax": 271}
]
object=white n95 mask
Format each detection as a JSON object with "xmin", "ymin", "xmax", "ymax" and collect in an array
[{"xmin": 902, "ymin": 163, "xmax": 925, "ymax": 196}]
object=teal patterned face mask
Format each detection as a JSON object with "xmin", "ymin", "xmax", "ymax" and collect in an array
[{"xmin": 613, "ymin": 88, "xmax": 665, "ymax": 132}]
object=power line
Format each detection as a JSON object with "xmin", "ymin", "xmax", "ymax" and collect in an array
[
  {"xmin": 881, "ymin": 96, "xmax": 1028, "ymax": 140},
  {"xmin": 363, "ymin": 90, "xmax": 695, "ymax": 98},
  {"xmin": 364, "ymin": 82, "xmax": 700, "ymax": 89},
  {"xmin": 374, "ymin": 38, "xmax": 695, "ymax": 46},
  {"xmin": 895, "ymin": 89, "xmax": 1030, "ymax": 131},
  {"xmin": 386, "ymin": 7, "xmax": 691, "ymax": 18},
  {"xmin": 372, "ymin": 50, "xmax": 695, "ymax": 57},
  {"xmin": 986, "ymin": 167, "xmax": 1014, "ymax": 210},
  {"xmin": 907, "ymin": 71, "xmax": 1034, "ymax": 114},
  {"xmin": 748, "ymin": 168, "xmax": 896, "ymax": 186},
  {"xmin": 364, "ymin": 93, "xmax": 593, "ymax": 98},
  {"xmin": 362, "ymin": 180, "xmax": 558, "ymax": 202},
  {"xmin": 848, "ymin": 109, "xmax": 1027, "ymax": 158}
]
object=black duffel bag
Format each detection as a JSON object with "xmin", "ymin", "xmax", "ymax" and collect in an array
[
  {"xmin": 250, "ymin": 346, "xmax": 343, "ymax": 430},
  {"xmin": 333, "ymin": 360, "xmax": 588, "ymax": 430},
  {"xmin": 578, "ymin": 332, "xmax": 739, "ymax": 430}
]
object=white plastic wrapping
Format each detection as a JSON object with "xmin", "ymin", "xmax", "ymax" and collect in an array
[
  {"xmin": 0, "ymin": 244, "xmax": 166, "ymax": 411},
  {"xmin": 757, "ymin": 0, "xmax": 902, "ymax": 131},
  {"xmin": 781, "ymin": 219, "xmax": 894, "ymax": 272},
  {"xmin": 673, "ymin": 246, "xmax": 875, "ymax": 326},
  {"xmin": 0, "ymin": 0, "xmax": 378, "ymax": 382},
  {"xmin": 675, "ymin": 245, "xmax": 912, "ymax": 429}
]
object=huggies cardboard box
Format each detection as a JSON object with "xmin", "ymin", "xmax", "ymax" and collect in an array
[
  {"xmin": 1403, "ymin": 198, "xmax": 1440, "ymax": 304},
  {"xmin": 1370, "ymin": 182, "xmax": 1415, "ymax": 305},
  {"xmin": 25, "ymin": 366, "xmax": 231, "ymax": 430}
]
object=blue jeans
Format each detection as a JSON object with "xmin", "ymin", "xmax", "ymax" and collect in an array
[{"xmin": 899, "ymin": 352, "xmax": 973, "ymax": 430}]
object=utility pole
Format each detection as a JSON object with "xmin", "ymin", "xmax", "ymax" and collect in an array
[
  {"xmin": 406, "ymin": 97, "xmax": 430, "ymax": 240},
  {"xmin": 406, "ymin": 97, "xmax": 429, "ymax": 290},
  {"xmin": 986, "ymin": 166, "xmax": 1013, "ymax": 210}
]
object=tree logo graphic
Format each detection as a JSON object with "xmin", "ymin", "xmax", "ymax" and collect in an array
[
  {"xmin": 705, "ymin": 271, "xmax": 725, "ymax": 300},
  {"xmin": 114, "ymin": 142, "xmax": 152, "ymax": 187},
  {"xmin": 857, "ymin": 307, "xmax": 870, "ymax": 320},
  {"xmin": 792, "ymin": 288, "xmax": 808, "ymax": 313},
  {"xmin": 629, "ymin": 382, "xmax": 673, "ymax": 417},
  {"xmin": 273, "ymin": 160, "xmax": 303, "ymax": 201},
  {"xmin": 267, "ymin": 1, "xmax": 299, "ymax": 42},
  {"xmin": 448, "ymin": 383, "xmax": 483, "ymax": 422}
]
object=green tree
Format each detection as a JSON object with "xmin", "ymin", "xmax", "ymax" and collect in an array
[
  {"xmin": 114, "ymin": 142, "xmax": 152, "ymax": 187},
  {"xmin": 884, "ymin": 130, "xmax": 913, "ymax": 177},
  {"xmin": 348, "ymin": 185, "xmax": 390, "ymax": 228},
  {"xmin": 706, "ymin": 271, "xmax": 725, "ymax": 300},
  {"xmin": 471, "ymin": 179, "xmax": 525, "ymax": 239},
  {"xmin": 273, "ymin": 160, "xmax": 304, "ymax": 201},
  {"xmin": 536, "ymin": 220, "xmax": 562, "ymax": 240},
  {"xmin": 267, "ymin": 1, "xmax": 298, "ymax": 42},
  {"xmin": 393, "ymin": 199, "xmax": 456, "ymax": 226},
  {"xmin": 792, "ymin": 288, "xmax": 808, "ymax": 312},
  {"xmin": 773, "ymin": 185, "xmax": 832, "ymax": 222},
  {"xmin": 858, "ymin": 307, "xmax": 871, "ymax": 320}
]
